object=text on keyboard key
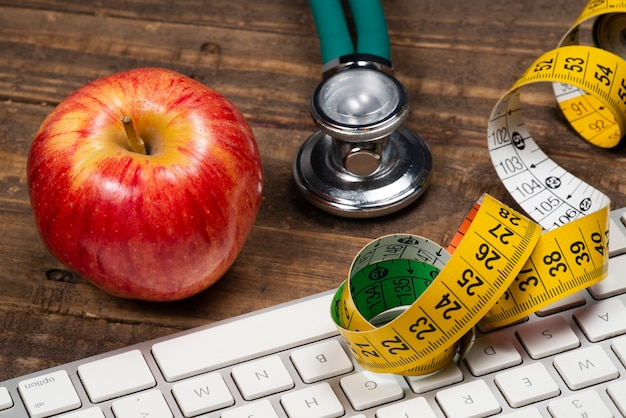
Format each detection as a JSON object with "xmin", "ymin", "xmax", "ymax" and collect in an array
[
  {"xmin": 111, "ymin": 389, "xmax": 172, "ymax": 418},
  {"xmin": 435, "ymin": 380, "xmax": 501, "ymax": 418},
  {"xmin": 18, "ymin": 370, "xmax": 81, "ymax": 418},
  {"xmin": 290, "ymin": 339, "xmax": 353, "ymax": 383},
  {"xmin": 494, "ymin": 363, "xmax": 560, "ymax": 407},
  {"xmin": 554, "ymin": 346, "xmax": 619, "ymax": 390},
  {"xmin": 463, "ymin": 331, "xmax": 522, "ymax": 376},
  {"xmin": 151, "ymin": 293, "xmax": 336, "ymax": 382},
  {"xmin": 77, "ymin": 349, "xmax": 156, "ymax": 403},
  {"xmin": 553, "ymin": 345, "xmax": 619, "ymax": 390},
  {"xmin": 280, "ymin": 382, "xmax": 344, "ymax": 418},
  {"xmin": 548, "ymin": 390, "xmax": 613, "ymax": 418},
  {"xmin": 231, "ymin": 356, "xmax": 294, "ymax": 400},
  {"xmin": 339, "ymin": 371, "xmax": 404, "ymax": 411},
  {"xmin": 515, "ymin": 315, "xmax": 580, "ymax": 359},
  {"xmin": 574, "ymin": 298, "xmax": 626, "ymax": 342},
  {"xmin": 171, "ymin": 373, "xmax": 234, "ymax": 416}
]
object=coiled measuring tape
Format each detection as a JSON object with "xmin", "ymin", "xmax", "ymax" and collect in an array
[
  {"xmin": 331, "ymin": 0, "xmax": 621, "ymax": 376},
  {"xmin": 554, "ymin": 0, "xmax": 626, "ymax": 148}
]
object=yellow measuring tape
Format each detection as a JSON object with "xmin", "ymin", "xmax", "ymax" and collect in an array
[{"xmin": 331, "ymin": 0, "xmax": 621, "ymax": 376}]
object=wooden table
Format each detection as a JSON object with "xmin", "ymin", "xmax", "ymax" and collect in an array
[{"xmin": 1, "ymin": 0, "xmax": 625, "ymax": 381}]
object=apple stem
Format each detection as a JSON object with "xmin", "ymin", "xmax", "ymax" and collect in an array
[{"xmin": 121, "ymin": 115, "xmax": 148, "ymax": 155}]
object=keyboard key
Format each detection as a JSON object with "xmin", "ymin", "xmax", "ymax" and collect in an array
[
  {"xmin": 477, "ymin": 317, "xmax": 527, "ymax": 333},
  {"xmin": 290, "ymin": 339, "xmax": 353, "ymax": 383},
  {"xmin": 231, "ymin": 356, "xmax": 294, "ymax": 400},
  {"xmin": 435, "ymin": 380, "xmax": 501, "ymax": 418},
  {"xmin": 611, "ymin": 334, "xmax": 626, "ymax": 367},
  {"xmin": 78, "ymin": 349, "xmax": 155, "ymax": 403},
  {"xmin": 152, "ymin": 293, "xmax": 336, "ymax": 381},
  {"xmin": 574, "ymin": 298, "xmax": 626, "ymax": 341},
  {"xmin": 376, "ymin": 396, "xmax": 437, "ymax": 418},
  {"xmin": 172, "ymin": 373, "xmax": 234, "ymax": 416},
  {"xmin": 57, "ymin": 407, "xmax": 105, "ymax": 418},
  {"xmin": 588, "ymin": 253, "xmax": 626, "ymax": 299},
  {"xmin": 221, "ymin": 399, "xmax": 279, "ymax": 418},
  {"xmin": 535, "ymin": 292, "xmax": 586, "ymax": 316},
  {"xmin": 548, "ymin": 390, "xmax": 612, "ymax": 418},
  {"xmin": 111, "ymin": 389, "xmax": 172, "ymax": 418},
  {"xmin": 405, "ymin": 361, "xmax": 463, "ymax": 394},
  {"xmin": 499, "ymin": 407, "xmax": 543, "ymax": 417},
  {"xmin": 494, "ymin": 363, "xmax": 560, "ymax": 407},
  {"xmin": 609, "ymin": 215, "xmax": 626, "ymax": 256},
  {"xmin": 0, "ymin": 387, "xmax": 12, "ymax": 410},
  {"xmin": 463, "ymin": 331, "xmax": 522, "ymax": 376},
  {"xmin": 515, "ymin": 315, "xmax": 580, "ymax": 358},
  {"xmin": 18, "ymin": 370, "xmax": 81, "ymax": 418},
  {"xmin": 553, "ymin": 345, "xmax": 619, "ymax": 390},
  {"xmin": 607, "ymin": 379, "xmax": 626, "ymax": 415},
  {"xmin": 280, "ymin": 382, "xmax": 344, "ymax": 418},
  {"xmin": 339, "ymin": 371, "xmax": 404, "ymax": 410}
]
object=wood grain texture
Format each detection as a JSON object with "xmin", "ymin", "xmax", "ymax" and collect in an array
[{"xmin": 1, "ymin": 0, "xmax": 626, "ymax": 380}]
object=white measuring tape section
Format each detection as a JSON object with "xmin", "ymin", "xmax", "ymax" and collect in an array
[{"xmin": 331, "ymin": 0, "xmax": 621, "ymax": 376}]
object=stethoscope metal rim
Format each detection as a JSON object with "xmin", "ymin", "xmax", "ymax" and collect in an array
[
  {"xmin": 293, "ymin": 124, "xmax": 432, "ymax": 218},
  {"xmin": 310, "ymin": 66, "xmax": 410, "ymax": 142},
  {"xmin": 294, "ymin": 0, "xmax": 433, "ymax": 217}
]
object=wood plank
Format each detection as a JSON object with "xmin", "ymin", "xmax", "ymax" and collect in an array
[{"xmin": 1, "ymin": 0, "xmax": 626, "ymax": 383}]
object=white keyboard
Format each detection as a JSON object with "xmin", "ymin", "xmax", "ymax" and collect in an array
[{"xmin": 4, "ymin": 208, "xmax": 626, "ymax": 418}]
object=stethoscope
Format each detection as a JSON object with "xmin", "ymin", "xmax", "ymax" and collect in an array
[{"xmin": 293, "ymin": 0, "xmax": 432, "ymax": 218}]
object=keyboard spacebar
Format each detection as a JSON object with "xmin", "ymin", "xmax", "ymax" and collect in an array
[{"xmin": 152, "ymin": 292, "xmax": 337, "ymax": 382}]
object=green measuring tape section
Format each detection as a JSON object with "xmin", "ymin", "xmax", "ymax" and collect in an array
[{"xmin": 331, "ymin": 0, "xmax": 620, "ymax": 376}]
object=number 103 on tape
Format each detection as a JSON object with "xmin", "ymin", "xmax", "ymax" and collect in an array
[{"xmin": 331, "ymin": 0, "xmax": 617, "ymax": 376}]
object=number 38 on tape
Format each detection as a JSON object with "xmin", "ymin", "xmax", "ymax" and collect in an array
[
  {"xmin": 331, "ymin": 195, "xmax": 608, "ymax": 376},
  {"xmin": 331, "ymin": 0, "xmax": 618, "ymax": 376}
]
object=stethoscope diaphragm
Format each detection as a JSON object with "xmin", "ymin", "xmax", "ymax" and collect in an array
[{"xmin": 293, "ymin": 0, "xmax": 432, "ymax": 217}]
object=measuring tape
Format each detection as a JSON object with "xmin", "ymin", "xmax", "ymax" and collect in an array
[
  {"xmin": 553, "ymin": 0, "xmax": 626, "ymax": 148},
  {"xmin": 331, "ymin": 0, "xmax": 620, "ymax": 376}
]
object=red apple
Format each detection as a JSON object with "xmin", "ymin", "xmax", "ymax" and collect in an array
[{"xmin": 27, "ymin": 67, "xmax": 263, "ymax": 301}]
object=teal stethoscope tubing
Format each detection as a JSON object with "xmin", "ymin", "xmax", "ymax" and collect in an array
[{"xmin": 309, "ymin": 0, "xmax": 391, "ymax": 65}]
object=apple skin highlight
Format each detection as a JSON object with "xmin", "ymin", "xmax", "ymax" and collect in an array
[{"xmin": 27, "ymin": 68, "xmax": 263, "ymax": 301}]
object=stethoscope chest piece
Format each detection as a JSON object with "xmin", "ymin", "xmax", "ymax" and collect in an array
[{"xmin": 293, "ymin": 64, "xmax": 432, "ymax": 218}]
